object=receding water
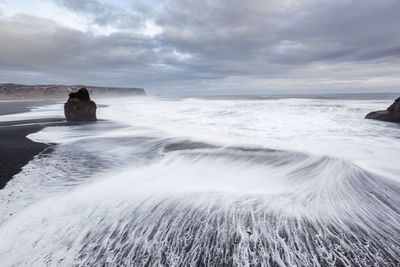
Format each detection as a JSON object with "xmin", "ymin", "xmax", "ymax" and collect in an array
[{"xmin": 0, "ymin": 95, "xmax": 399, "ymax": 266}]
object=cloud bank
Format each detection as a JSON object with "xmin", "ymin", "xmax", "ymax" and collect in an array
[{"xmin": 0, "ymin": 0, "xmax": 399, "ymax": 95}]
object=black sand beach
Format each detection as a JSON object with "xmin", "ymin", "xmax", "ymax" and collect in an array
[
  {"xmin": 0, "ymin": 100, "xmax": 64, "ymax": 189},
  {"xmin": 0, "ymin": 100, "xmax": 59, "ymax": 116}
]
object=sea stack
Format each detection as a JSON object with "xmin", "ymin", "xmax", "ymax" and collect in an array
[
  {"xmin": 365, "ymin": 97, "xmax": 400, "ymax": 123},
  {"xmin": 64, "ymin": 88, "xmax": 97, "ymax": 121}
]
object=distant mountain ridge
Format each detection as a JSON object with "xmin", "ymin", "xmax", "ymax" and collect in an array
[{"xmin": 0, "ymin": 83, "xmax": 146, "ymax": 100}]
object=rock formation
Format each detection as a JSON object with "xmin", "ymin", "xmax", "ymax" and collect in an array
[
  {"xmin": 64, "ymin": 88, "xmax": 97, "ymax": 121},
  {"xmin": 365, "ymin": 97, "xmax": 400, "ymax": 123}
]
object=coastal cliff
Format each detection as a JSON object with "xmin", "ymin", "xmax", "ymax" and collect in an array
[{"xmin": 0, "ymin": 83, "xmax": 145, "ymax": 100}]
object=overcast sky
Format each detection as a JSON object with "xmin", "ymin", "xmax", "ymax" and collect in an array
[{"xmin": 0, "ymin": 0, "xmax": 399, "ymax": 95}]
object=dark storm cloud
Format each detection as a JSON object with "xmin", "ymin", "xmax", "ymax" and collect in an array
[
  {"xmin": 158, "ymin": 0, "xmax": 400, "ymax": 68},
  {"xmin": 0, "ymin": 14, "xmax": 165, "ymax": 86},
  {"xmin": 0, "ymin": 15, "xmax": 88, "ymax": 69},
  {"xmin": 0, "ymin": 0, "xmax": 400, "ymax": 94}
]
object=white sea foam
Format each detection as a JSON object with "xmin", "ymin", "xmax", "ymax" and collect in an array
[
  {"xmin": 0, "ymin": 96, "xmax": 399, "ymax": 266},
  {"xmin": 95, "ymin": 97, "xmax": 400, "ymax": 177}
]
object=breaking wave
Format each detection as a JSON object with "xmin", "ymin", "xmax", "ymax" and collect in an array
[{"xmin": 0, "ymin": 97, "xmax": 399, "ymax": 266}]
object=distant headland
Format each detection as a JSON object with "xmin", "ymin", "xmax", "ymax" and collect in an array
[{"xmin": 0, "ymin": 83, "xmax": 146, "ymax": 100}]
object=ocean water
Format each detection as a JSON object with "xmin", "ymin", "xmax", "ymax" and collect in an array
[{"xmin": 0, "ymin": 94, "xmax": 399, "ymax": 266}]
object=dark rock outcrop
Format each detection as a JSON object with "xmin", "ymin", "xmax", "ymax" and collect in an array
[
  {"xmin": 64, "ymin": 88, "xmax": 97, "ymax": 121},
  {"xmin": 365, "ymin": 97, "xmax": 400, "ymax": 123}
]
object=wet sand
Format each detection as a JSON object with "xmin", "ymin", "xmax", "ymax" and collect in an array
[
  {"xmin": 0, "ymin": 118, "xmax": 66, "ymax": 189},
  {"xmin": 0, "ymin": 100, "xmax": 59, "ymax": 116},
  {"xmin": 0, "ymin": 100, "xmax": 65, "ymax": 189}
]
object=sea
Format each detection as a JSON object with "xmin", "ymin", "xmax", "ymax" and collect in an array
[{"xmin": 0, "ymin": 93, "xmax": 399, "ymax": 266}]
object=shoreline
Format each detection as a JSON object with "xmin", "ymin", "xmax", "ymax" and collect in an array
[
  {"xmin": 0, "ymin": 99, "xmax": 111, "ymax": 189},
  {"xmin": 0, "ymin": 118, "xmax": 66, "ymax": 189},
  {"xmin": 0, "ymin": 99, "xmax": 60, "ymax": 116},
  {"xmin": 0, "ymin": 100, "xmax": 66, "ymax": 189}
]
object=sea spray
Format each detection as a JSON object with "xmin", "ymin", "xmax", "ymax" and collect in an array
[{"xmin": 0, "ymin": 96, "xmax": 399, "ymax": 266}]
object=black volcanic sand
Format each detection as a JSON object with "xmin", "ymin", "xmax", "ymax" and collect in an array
[
  {"xmin": 0, "ymin": 99, "xmax": 108, "ymax": 189},
  {"xmin": 0, "ymin": 100, "xmax": 67, "ymax": 189},
  {"xmin": 0, "ymin": 118, "xmax": 68, "ymax": 189},
  {"xmin": 0, "ymin": 99, "xmax": 60, "ymax": 115}
]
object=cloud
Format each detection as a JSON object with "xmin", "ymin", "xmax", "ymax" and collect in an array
[
  {"xmin": 53, "ymin": 0, "xmax": 149, "ymax": 32},
  {"xmin": 54, "ymin": 0, "xmax": 125, "ymax": 26},
  {"xmin": 0, "ymin": 0, "xmax": 399, "ymax": 94}
]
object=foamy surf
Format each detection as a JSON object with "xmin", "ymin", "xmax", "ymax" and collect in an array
[{"xmin": 0, "ymin": 96, "xmax": 399, "ymax": 266}]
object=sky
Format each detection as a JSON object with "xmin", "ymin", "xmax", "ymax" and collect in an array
[{"xmin": 0, "ymin": 0, "xmax": 399, "ymax": 95}]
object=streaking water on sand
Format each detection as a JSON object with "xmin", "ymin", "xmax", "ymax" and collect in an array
[{"xmin": 0, "ymin": 96, "xmax": 399, "ymax": 266}]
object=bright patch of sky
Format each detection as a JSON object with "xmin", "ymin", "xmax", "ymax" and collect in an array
[
  {"xmin": 0, "ymin": 0, "xmax": 158, "ymax": 36},
  {"xmin": 142, "ymin": 20, "xmax": 163, "ymax": 37},
  {"xmin": 1, "ymin": 0, "xmax": 90, "ymax": 32}
]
